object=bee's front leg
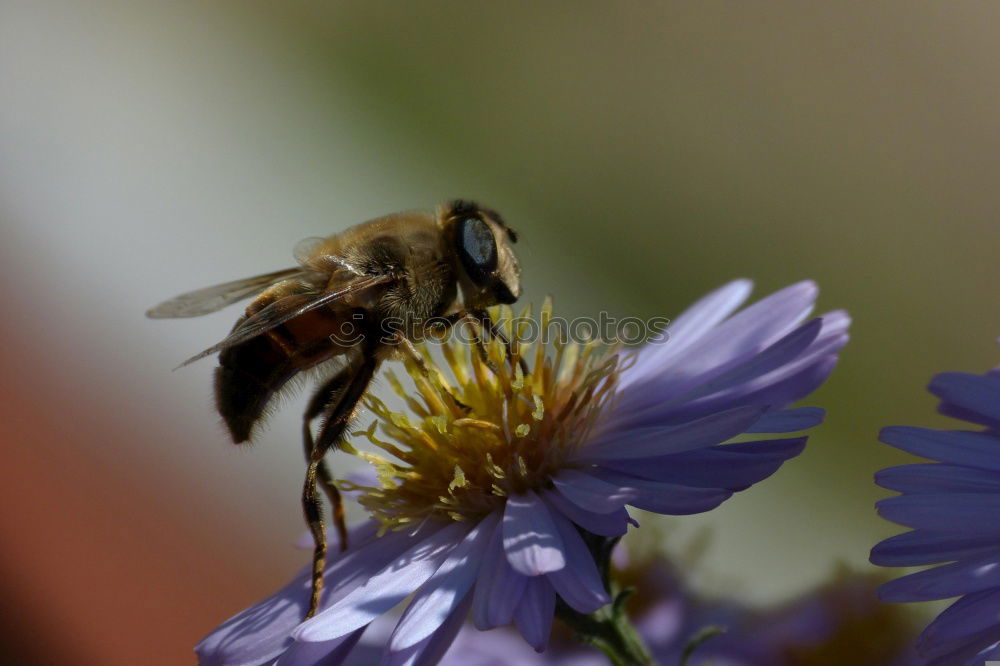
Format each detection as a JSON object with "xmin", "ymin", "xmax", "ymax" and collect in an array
[
  {"xmin": 471, "ymin": 308, "xmax": 528, "ymax": 375},
  {"xmin": 394, "ymin": 332, "xmax": 471, "ymax": 414},
  {"xmin": 435, "ymin": 310, "xmax": 499, "ymax": 375}
]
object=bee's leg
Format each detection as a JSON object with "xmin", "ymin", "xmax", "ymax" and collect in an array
[
  {"xmin": 302, "ymin": 368, "xmax": 353, "ymax": 554},
  {"xmin": 394, "ymin": 333, "xmax": 470, "ymax": 413},
  {"xmin": 302, "ymin": 354, "xmax": 378, "ymax": 620},
  {"xmin": 437, "ymin": 310, "xmax": 499, "ymax": 374},
  {"xmin": 472, "ymin": 308, "xmax": 528, "ymax": 375}
]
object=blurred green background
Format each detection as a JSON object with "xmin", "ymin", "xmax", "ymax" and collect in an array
[{"xmin": 2, "ymin": 1, "xmax": 999, "ymax": 664}]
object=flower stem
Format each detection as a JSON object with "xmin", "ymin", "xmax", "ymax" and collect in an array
[
  {"xmin": 555, "ymin": 532, "xmax": 656, "ymax": 666},
  {"xmin": 679, "ymin": 625, "xmax": 726, "ymax": 665}
]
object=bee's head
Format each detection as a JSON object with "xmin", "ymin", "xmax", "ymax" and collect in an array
[{"xmin": 443, "ymin": 200, "xmax": 522, "ymax": 308}]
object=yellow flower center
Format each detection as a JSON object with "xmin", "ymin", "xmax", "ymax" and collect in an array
[{"xmin": 341, "ymin": 301, "xmax": 624, "ymax": 532}]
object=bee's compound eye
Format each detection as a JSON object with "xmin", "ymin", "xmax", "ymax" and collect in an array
[{"xmin": 457, "ymin": 217, "xmax": 497, "ymax": 284}]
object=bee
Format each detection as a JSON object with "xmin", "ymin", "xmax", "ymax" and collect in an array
[{"xmin": 147, "ymin": 200, "xmax": 522, "ymax": 618}]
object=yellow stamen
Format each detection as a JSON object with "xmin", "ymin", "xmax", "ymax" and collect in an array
[{"xmin": 344, "ymin": 302, "xmax": 623, "ymax": 531}]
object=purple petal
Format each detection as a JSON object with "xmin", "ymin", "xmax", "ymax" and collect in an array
[
  {"xmin": 542, "ymin": 487, "xmax": 631, "ymax": 537},
  {"xmin": 387, "ymin": 513, "xmax": 499, "ymax": 659},
  {"xmin": 919, "ymin": 587, "xmax": 1000, "ymax": 659},
  {"xmin": 320, "ymin": 522, "xmax": 433, "ymax": 607},
  {"xmin": 438, "ymin": 626, "xmax": 553, "ymax": 666},
  {"xmin": 876, "ymin": 494, "xmax": 1000, "ymax": 534},
  {"xmin": 811, "ymin": 308, "xmax": 851, "ymax": 337},
  {"xmin": 503, "ymin": 491, "xmax": 566, "ymax": 576},
  {"xmin": 276, "ymin": 627, "xmax": 365, "ymax": 666},
  {"xmin": 544, "ymin": 510, "xmax": 611, "ymax": 613},
  {"xmin": 711, "ymin": 353, "xmax": 841, "ymax": 418},
  {"xmin": 194, "ymin": 569, "xmax": 307, "ymax": 666},
  {"xmin": 870, "ymin": 529, "xmax": 999, "ymax": 567},
  {"xmin": 879, "ymin": 553, "xmax": 1000, "ymax": 602},
  {"xmin": 653, "ymin": 279, "xmax": 754, "ymax": 352},
  {"xmin": 924, "ymin": 635, "xmax": 1000, "ymax": 666},
  {"xmin": 616, "ymin": 334, "xmax": 841, "ymax": 431},
  {"xmin": 609, "ymin": 286, "xmax": 844, "ymax": 438},
  {"xmin": 668, "ymin": 317, "xmax": 823, "ymax": 406},
  {"xmin": 750, "ymin": 352, "xmax": 842, "ymax": 406},
  {"xmin": 472, "ymin": 520, "xmax": 527, "ymax": 630},
  {"xmin": 985, "ymin": 642, "xmax": 1000, "ymax": 662},
  {"xmin": 513, "ymin": 576, "xmax": 557, "ymax": 652},
  {"xmin": 661, "ymin": 354, "xmax": 840, "ymax": 426},
  {"xmin": 930, "ymin": 372, "xmax": 1000, "ymax": 425},
  {"xmin": 876, "ymin": 463, "xmax": 1000, "ymax": 494},
  {"xmin": 745, "ymin": 407, "xmax": 825, "ymax": 433},
  {"xmin": 293, "ymin": 521, "xmax": 470, "ymax": 642},
  {"xmin": 598, "ymin": 437, "xmax": 806, "ymax": 491},
  {"xmin": 938, "ymin": 400, "xmax": 1000, "ymax": 432},
  {"xmin": 591, "ymin": 469, "xmax": 732, "ymax": 514},
  {"xmin": 196, "ymin": 521, "xmax": 397, "ymax": 666},
  {"xmin": 630, "ymin": 281, "xmax": 817, "ymax": 400},
  {"xmin": 925, "ymin": 638, "xmax": 1000, "ymax": 666},
  {"xmin": 405, "ymin": 594, "xmax": 472, "ymax": 666},
  {"xmin": 549, "ymin": 469, "xmax": 636, "ymax": 512},
  {"xmin": 580, "ymin": 405, "xmax": 767, "ymax": 461},
  {"xmin": 623, "ymin": 279, "xmax": 753, "ymax": 387},
  {"xmin": 880, "ymin": 426, "xmax": 1000, "ymax": 471}
]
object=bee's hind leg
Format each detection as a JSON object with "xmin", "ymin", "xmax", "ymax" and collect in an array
[
  {"xmin": 301, "ymin": 354, "xmax": 378, "ymax": 620},
  {"xmin": 302, "ymin": 368, "xmax": 354, "ymax": 555}
]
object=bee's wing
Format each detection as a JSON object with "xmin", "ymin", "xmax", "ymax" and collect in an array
[
  {"xmin": 146, "ymin": 268, "xmax": 304, "ymax": 318},
  {"xmin": 177, "ymin": 272, "xmax": 394, "ymax": 368}
]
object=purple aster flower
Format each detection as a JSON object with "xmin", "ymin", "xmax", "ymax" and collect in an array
[
  {"xmin": 434, "ymin": 558, "xmax": 919, "ymax": 666},
  {"xmin": 871, "ymin": 349, "xmax": 1000, "ymax": 665},
  {"xmin": 605, "ymin": 554, "xmax": 918, "ymax": 666},
  {"xmin": 197, "ymin": 280, "xmax": 848, "ymax": 665}
]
